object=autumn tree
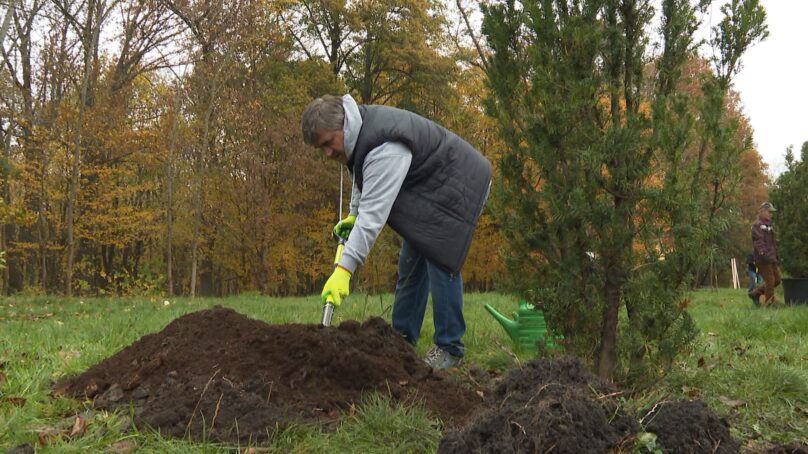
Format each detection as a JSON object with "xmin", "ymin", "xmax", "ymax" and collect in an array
[
  {"xmin": 0, "ymin": 0, "xmax": 53, "ymax": 293},
  {"xmin": 0, "ymin": 0, "xmax": 522, "ymax": 298},
  {"xmin": 482, "ymin": 0, "xmax": 768, "ymax": 381},
  {"xmin": 161, "ymin": 0, "xmax": 343, "ymax": 296},
  {"xmin": 164, "ymin": 0, "xmax": 240, "ymax": 296},
  {"xmin": 284, "ymin": 0, "xmax": 456, "ymax": 106}
]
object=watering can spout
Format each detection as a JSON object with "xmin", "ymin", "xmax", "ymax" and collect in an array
[
  {"xmin": 485, "ymin": 301, "xmax": 551, "ymax": 351},
  {"xmin": 484, "ymin": 304, "xmax": 520, "ymax": 342}
]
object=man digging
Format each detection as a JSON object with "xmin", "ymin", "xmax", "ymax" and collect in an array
[{"xmin": 302, "ymin": 94, "xmax": 491, "ymax": 369}]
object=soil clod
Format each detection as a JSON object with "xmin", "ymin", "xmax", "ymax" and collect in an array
[
  {"xmin": 438, "ymin": 356, "xmax": 638, "ymax": 454},
  {"xmin": 643, "ymin": 399, "xmax": 740, "ymax": 453}
]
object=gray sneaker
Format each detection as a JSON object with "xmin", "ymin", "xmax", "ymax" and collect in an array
[{"xmin": 424, "ymin": 345, "xmax": 463, "ymax": 370}]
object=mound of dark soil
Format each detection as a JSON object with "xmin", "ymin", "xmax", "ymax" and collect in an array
[
  {"xmin": 54, "ymin": 306, "xmax": 482, "ymax": 444},
  {"xmin": 643, "ymin": 400, "xmax": 740, "ymax": 453},
  {"xmin": 766, "ymin": 444, "xmax": 808, "ymax": 454},
  {"xmin": 438, "ymin": 356, "xmax": 638, "ymax": 454}
]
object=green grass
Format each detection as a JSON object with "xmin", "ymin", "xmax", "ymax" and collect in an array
[
  {"xmin": 1, "ymin": 289, "xmax": 806, "ymax": 451},
  {"xmin": 653, "ymin": 288, "xmax": 808, "ymax": 445}
]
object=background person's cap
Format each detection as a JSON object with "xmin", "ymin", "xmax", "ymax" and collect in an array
[{"xmin": 760, "ymin": 201, "xmax": 777, "ymax": 211}]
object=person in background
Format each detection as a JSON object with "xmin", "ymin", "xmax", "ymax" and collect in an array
[
  {"xmin": 301, "ymin": 94, "xmax": 492, "ymax": 369},
  {"xmin": 749, "ymin": 202, "xmax": 781, "ymax": 306},
  {"xmin": 745, "ymin": 252, "xmax": 763, "ymax": 306}
]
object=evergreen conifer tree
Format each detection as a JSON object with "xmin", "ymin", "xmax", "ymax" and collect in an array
[{"xmin": 482, "ymin": 0, "xmax": 768, "ymax": 380}]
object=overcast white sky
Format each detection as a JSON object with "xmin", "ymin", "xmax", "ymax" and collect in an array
[{"xmin": 728, "ymin": 1, "xmax": 807, "ymax": 177}]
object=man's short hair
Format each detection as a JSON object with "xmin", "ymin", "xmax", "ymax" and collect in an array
[{"xmin": 302, "ymin": 95, "xmax": 345, "ymax": 145}]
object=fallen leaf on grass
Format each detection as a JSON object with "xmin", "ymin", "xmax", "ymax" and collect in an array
[
  {"xmin": 718, "ymin": 396, "xmax": 745, "ymax": 408},
  {"xmin": 37, "ymin": 426, "xmax": 61, "ymax": 446},
  {"xmin": 476, "ymin": 390, "xmax": 485, "ymax": 399},
  {"xmin": 746, "ymin": 441, "xmax": 779, "ymax": 452},
  {"xmin": 24, "ymin": 312, "xmax": 55, "ymax": 321},
  {"xmin": 2, "ymin": 395, "xmax": 26, "ymax": 406},
  {"xmin": 0, "ymin": 371, "xmax": 6, "ymax": 386},
  {"xmin": 696, "ymin": 357, "xmax": 718, "ymax": 371},
  {"xmin": 106, "ymin": 440, "xmax": 137, "ymax": 453},
  {"xmin": 58, "ymin": 349, "xmax": 81, "ymax": 362},
  {"xmin": 681, "ymin": 385, "xmax": 700, "ymax": 397},
  {"xmin": 69, "ymin": 415, "xmax": 87, "ymax": 436}
]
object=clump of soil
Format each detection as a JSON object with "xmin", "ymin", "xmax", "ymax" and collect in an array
[
  {"xmin": 54, "ymin": 306, "xmax": 482, "ymax": 444},
  {"xmin": 642, "ymin": 400, "xmax": 740, "ymax": 453},
  {"xmin": 766, "ymin": 444, "xmax": 808, "ymax": 454},
  {"xmin": 438, "ymin": 356, "xmax": 638, "ymax": 453}
]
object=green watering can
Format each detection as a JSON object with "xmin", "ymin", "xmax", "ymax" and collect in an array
[{"xmin": 484, "ymin": 300, "xmax": 550, "ymax": 351}]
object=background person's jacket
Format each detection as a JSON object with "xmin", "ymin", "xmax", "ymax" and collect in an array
[{"xmin": 752, "ymin": 217, "xmax": 778, "ymax": 265}]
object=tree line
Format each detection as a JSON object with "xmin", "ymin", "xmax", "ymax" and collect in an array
[
  {"xmin": 0, "ymin": 0, "xmax": 770, "ymax": 300},
  {"xmin": 0, "ymin": 0, "xmax": 514, "ymax": 298}
]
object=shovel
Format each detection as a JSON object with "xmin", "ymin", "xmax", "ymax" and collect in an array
[{"xmin": 321, "ymin": 236, "xmax": 345, "ymax": 327}]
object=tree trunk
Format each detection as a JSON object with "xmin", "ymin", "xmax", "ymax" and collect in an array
[
  {"xmin": 190, "ymin": 76, "xmax": 219, "ymax": 298},
  {"xmin": 597, "ymin": 282, "xmax": 620, "ymax": 379},
  {"xmin": 65, "ymin": 0, "xmax": 101, "ymax": 296},
  {"xmin": 0, "ymin": 0, "xmax": 16, "ymax": 45},
  {"xmin": 1, "ymin": 127, "xmax": 11, "ymax": 294},
  {"xmin": 190, "ymin": 237, "xmax": 198, "ymax": 298},
  {"xmin": 166, "ymin": 83, "xmax": 180, "ymax": 297},
  {"xmin": 37, "ymin": 159, "xmax": 48, "ymax": 291}
]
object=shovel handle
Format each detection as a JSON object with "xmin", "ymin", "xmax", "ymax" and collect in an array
[{"xmin": 333, "ymin": 241, "xmax": 345, "ymax": 266}]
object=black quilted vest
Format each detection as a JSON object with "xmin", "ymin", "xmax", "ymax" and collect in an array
[{"xmin": 347, "ymin": 105, "xmax": 491, "ymax": 274}]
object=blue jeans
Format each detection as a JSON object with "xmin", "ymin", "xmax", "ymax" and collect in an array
[
  {"xmin": 747, "ymin": 270, "xmax": 763, "ymax": 292},
  {"xmin": 747, "ymin": 269, "xmax": 763, "ymax": 301},
  {"xmin": 392, "ymin": 240, "xmax": 465, "ymax": 357}
]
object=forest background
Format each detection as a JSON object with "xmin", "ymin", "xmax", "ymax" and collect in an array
[{"xmin": 0, "ymin": 0, "xmax": 769, "ymax": 301}]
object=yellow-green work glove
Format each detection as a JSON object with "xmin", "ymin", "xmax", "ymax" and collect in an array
[
  {"xmin": 332, "ymin": 214, "xmax": 357, "ymax": 240},
  {"xmin": 321, "ymin": 266, "xmax": 351, "ymax": 306}
]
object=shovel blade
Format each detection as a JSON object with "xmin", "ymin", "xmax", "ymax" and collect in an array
[{"xmin": 322, "ymin": 301, "xmax": 335, "ymax": 326}]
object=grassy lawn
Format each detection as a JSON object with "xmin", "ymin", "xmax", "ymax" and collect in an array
[
  {"xmin": 1, "ymin": 289, "xmax": 806, "ymax": 452},
  {"xmin": 657, "ymin": 288, "xmax": 808, "ymax": 446}
]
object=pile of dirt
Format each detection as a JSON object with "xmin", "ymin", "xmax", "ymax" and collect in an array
[
  {"xmin": 439, "ymin": 356, "xmax": 746, "ymax": 453},
  {"xmin": 54, "ymin": 306, "xmax": 482, "ymax": 444},
  {"xmin": 438, "ymin": 356, "xmax": 638, "ymax": 453},
  {"xmin": 642, "ymin": 399, "xmax": 740, "ymax": 453}
]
